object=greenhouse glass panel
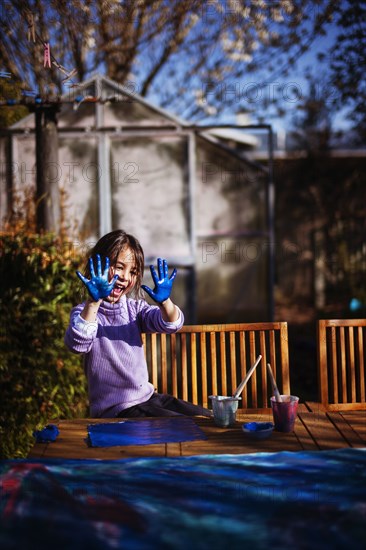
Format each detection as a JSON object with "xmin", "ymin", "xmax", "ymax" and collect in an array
[
  {"xmin": 195, "ymin": 136, "xmax": 267, "ymax": 236},
  {"xmin": 59, "ymin": 137, "xmax": 99, "ymax": 241},
  {"xmin": 196, "ymin": 236, "xmax": 269, "ymax": 322},
  {"xmin": 110, "ymin": 136, "xmax": 191, "ymax": 260}
]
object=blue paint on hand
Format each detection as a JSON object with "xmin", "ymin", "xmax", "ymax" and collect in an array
[
  {"xmin": 76, "ymin": 254, "xmax": 118, "ymax": 302},
  {"xmin": 142, "ymin": 258, "xmax": 177, "ymax": 304}
]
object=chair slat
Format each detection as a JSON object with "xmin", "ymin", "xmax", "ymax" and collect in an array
[
  {"xmin": 358, "ymin": 327, "xmax": 365, "ymax": 402},
  {"xmin": 151, "ymin": 333, "xmax": 158, "ymax": 390},
  {"xmin": 268, "ymin": 329, "xmax": 277, "ymax": 397},
  {"xmin": 259, "ymin": 331, "xmax": 267, "ymax": 405},
  {"xmin": 220, "ymin": 331, "xmax": 227, "ymax": 396},
  {"xmin": 229, "ymin": 331, "xmax": 237, "ymax": 394},
  {"xmin": 348, "ymin": 327, "xmax": 356, "ymax": 403},
  {"xmin": 280, "ymin": 324, "xmax": 290, "ymax": 395},
  {"xmin": 161, "ymin": 333, "xmax": 167, "ymax": 394},
  {"xmin": 317, "ymin": 321, "xmax": 329, "ymax": 406},
  {"xmin": 249, "ymin": 331, "xmax": 258, "ymax": 408},
  {"xmin": 210, "ymin": 332, "xmax": 217, "ymax": 396},
  {"xmin": 181, "ymin": 334, "xmax": 188, "ymax": 401},
  {"xmin": 331, "ymin": 327, "xmax": 338, "ymax": 404},
  {"xmin": 239, "ymin": 331, "xmax": 247, "ymax": 406},
  {"xmin": 171, "ymin": 334, "xmax": 178, "ymax": 398},
  {"xmin": 340, "ymin": 327, "xmax": 347, "ymax": 403},
  {"xmin": 200, "ymin": 332, "xmax": 208, "ymax": 407},
  {"xmin": 191, "ymin": 334, "xmax": 198, "ymax": 404}
]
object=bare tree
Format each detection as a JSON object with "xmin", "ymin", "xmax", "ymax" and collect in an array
[
  {"xmin": 326, "ymin": 0, "xmax": 366, "ymax": 142},
  {"xmin": 1, "ymin": 0, "xmax": 336, "ymax": 120}
]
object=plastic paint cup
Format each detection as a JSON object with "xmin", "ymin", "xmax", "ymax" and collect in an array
[
  {"xmin": 209, "ymin": 395, "xmax": 241, "ymax": 427},
  {"xmin": 270, "ymin": 395, "xmax": 299, "ymax": 432}
]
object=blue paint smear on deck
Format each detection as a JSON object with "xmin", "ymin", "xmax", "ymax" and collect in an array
[{"xmin": 87, "ymin": 416, "xmax": 207, "ymax": 447}]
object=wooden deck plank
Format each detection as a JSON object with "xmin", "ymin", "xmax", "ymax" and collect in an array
[
  {"xmin": 298, "ymin": 412, "xmax": 349, "ymax": 450},
  {"xmin": 28, "ymin": 443, "xmax": 48, "ymax": 459},
  {"xmin": 166, "ymin": 442, "xmax": 182, "ymax": 457},
  {"xmin": 340, "ymin": 411, "xmax": 366, "ymax": 444},
  {"xmin": 304, "ymin": 401, "xmax": 327, "ymax": 413},
  {"xmin": 327, "ymin": 412, "xmax": 365, "ymax": 448},
  {"xmin": 294, "ymin": 416, "xmax": 319, "ymax": 450}
]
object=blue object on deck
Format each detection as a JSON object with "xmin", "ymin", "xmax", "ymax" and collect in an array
[
  {"xmin": 242, "ymin": 422, "xmax": 274, "ymax": 440},
  {"xmin": 33, "ymin": 424, "xmax": 60, "ymax": 443},
  {"xmin": 87, "ymin": 417, "xmax": 207, "ymax": 447}
]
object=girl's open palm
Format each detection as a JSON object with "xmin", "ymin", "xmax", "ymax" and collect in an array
[
  {"xmin": 142, "ymin": 258, "xmax": 177, "ymax": 304},
  {"xmin": 76, "ymin": 254, "xmax": 118, "ymax": 301}
]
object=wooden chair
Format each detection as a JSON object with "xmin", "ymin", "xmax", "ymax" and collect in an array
[
  {"xmin": 317, "ymin": 319, "xmax": 366, "ymax": 410},
  {"xmin": 142, "ymin": 322, "xmax": 290, "ymax": 410}
]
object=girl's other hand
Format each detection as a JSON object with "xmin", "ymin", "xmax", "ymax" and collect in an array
[
  {"xmin": 76, "ymin": 254, "xmax": 118, "ymax": 302},
  {"xmin": 142, "ymin": 258, "xmax": 177, "ymax": 304}
]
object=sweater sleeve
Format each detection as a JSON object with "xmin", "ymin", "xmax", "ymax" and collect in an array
[
  {"xmin": 64, "ymin": 305, "xmax": 98, "ymax": 354},
  {"xmin": 136, "ymin": 300, "xmax": 184, "ymax": 334}
]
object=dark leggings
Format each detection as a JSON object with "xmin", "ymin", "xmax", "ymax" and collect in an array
[{"xmin": 117, "ymin": 392, "xmax": 212, "ymax": 418}]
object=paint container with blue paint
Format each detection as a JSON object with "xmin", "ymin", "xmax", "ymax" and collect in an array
[{"xmin": 209, "ymin": 395, "xmax": 241, "ymax": 427}]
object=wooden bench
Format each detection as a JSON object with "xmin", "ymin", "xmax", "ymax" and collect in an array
[
  {"xmin": 143, "ymin": 322, "xmax": 290, "ymax": 410},
  {"xmin": 317, "ymin": 319, "xmax": 366, "ymax": 410}
]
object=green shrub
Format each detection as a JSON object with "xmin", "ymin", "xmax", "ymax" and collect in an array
[{"xmin": 0, "ymin": 231, "xmax": 88, "ymax": 458}]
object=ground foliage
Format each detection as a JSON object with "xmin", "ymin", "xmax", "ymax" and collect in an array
[{"xmin": 0, "ymin": 213, "xmax": 88, "ymax": 458}]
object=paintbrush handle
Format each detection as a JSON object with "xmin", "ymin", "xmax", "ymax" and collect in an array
[
  {"xmin": 267, "ymin": 363, "xmax": 283, "ymax": 402},
  {"xmin": 233, "ymin": 355, "xmax": 262, "ymax": 398}
]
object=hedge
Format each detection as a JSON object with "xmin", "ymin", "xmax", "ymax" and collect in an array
[{"xmin": 0, "ymin": 230, "xmax": 88, "ymax": 458}]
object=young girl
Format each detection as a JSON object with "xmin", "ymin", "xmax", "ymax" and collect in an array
[{"xmin": 64, "ymin": 229, "xmax": 211, "ymax": 419}]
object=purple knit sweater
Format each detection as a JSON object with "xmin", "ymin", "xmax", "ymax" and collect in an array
[{"xmin": 64, "ymin": 296, "xmax": 184, "ymax": 418}]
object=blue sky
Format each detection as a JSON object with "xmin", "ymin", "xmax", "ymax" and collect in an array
[
  {"xmin": 143, "ymin": 3, "xmax": 349, "ymax": 135},
  {"xmin": 208, "ymin": 14, "xmax": 348, "ymax": 133}
]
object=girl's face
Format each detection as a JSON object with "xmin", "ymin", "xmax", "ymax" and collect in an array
[{"xmin": 106, "ymin": 246, "xmax": 138, "ymax": 303}]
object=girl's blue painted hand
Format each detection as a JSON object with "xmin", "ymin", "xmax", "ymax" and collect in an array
[
  {"xmin": 76, "ymin": 254, "xmax": 118, "ymax": 302},
  {"xmin": 142, "ymin": 258, "xmax": 177, "ymax": 304}
]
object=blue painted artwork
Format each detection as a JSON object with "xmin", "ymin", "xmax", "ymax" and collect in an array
[{"xmin": 1, "ymin": 448, "xmax": 366, "ymax": 549}]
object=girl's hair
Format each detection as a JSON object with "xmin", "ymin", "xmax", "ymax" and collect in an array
[{"xmin": 86, "ymin": 230, "xmax": 145, "ymax": 297}]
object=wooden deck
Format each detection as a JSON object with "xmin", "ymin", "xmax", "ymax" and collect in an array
[{"xmin": 28, "ymin": 403, "xmax": 366, "ymax": 460}]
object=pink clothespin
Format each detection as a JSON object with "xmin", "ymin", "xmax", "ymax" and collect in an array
[{"xmin": 44, "ymin": 43, "xmax": 51, "ymax": 68}]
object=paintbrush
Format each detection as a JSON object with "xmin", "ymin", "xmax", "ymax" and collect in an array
[{"xmin": 266, "ymin": 362, "xmax": 283, "ymax": 402}]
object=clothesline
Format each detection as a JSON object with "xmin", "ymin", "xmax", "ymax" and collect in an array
[
  {"xmin": 0, "ymin": 7, "xmax": 80, "ymax": 102},
  {"xmin": 1, "ymin": 96, "xmax": 108, "ymax": 107}
]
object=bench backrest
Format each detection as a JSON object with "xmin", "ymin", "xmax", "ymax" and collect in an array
[
  {"xmin": 142, "ymin": 322, "xmax": 290, "ymax": 409},
  {"xmin": 317, "ymin": 319, "xmax": 366, "ymax": 410}
]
